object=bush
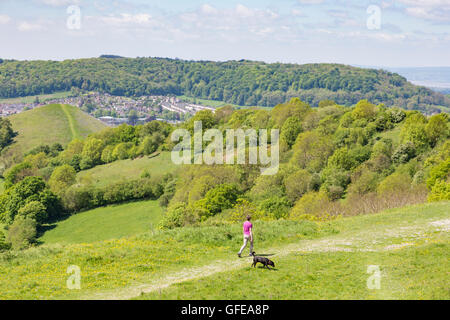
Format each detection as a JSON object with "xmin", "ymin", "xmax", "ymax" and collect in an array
[
  {"xmin": 0, "ymin": 231, "xmax": 11, "ymax": 251},
  {"xmin": 428, "ymin": 180, "xmax": 450, "ymax": 202},
  {"xmin": 392, "ymin": 142, "xmax": 416, "ymax": 164},
  {"xmin": 290, "ymin": 191, "xmax": 332, "ymax": 220},
  {"xmin": 377, "ymin": 172, "xmax": 412, "ymax": 196},
  {"xmin": 258, "ymin": 196, "xmax": 291, "ymax": 219},
  {"xmin": 226, "ymin": 199, "xmax": 267, "ymax": 223},
  {"xmin": 194, "ymin": 184, "xmax": 239, "ymax": 220},
  {"xmin": 426, "ymin": 158, "xmax": 450, "ymax": 190},
  {"xmin": 6, "ymin": 216, "xmax": 37, "ymax": 250},
  {"xmin": 284, "ymin": 169, "xmax": 312, "ymax": 203},
  {"xmin": 159, "ymin": 202, "xmax": 197, "ymax": 229},
  {"xmin": 62, "ymin": 184, "xmax": 95, "ymax": 213}
]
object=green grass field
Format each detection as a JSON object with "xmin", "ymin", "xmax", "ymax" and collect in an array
[
  {"xmin": 39, "ymin": 200, "xmax": 163, "ymax": 244},
  {"xmin": 0, "ymin": 91, "xmax": 72, "ymax": 104},
  {"xmin": 0, "ymin": 201, "xmax": 448, "ymax": 300},
  {"xmin": 6, "ymin": 104, "xmax": 106, "ymax": 155},
  {"xmin": 76, "ymin": 152, "xmax": 179, "ymax": 187}
]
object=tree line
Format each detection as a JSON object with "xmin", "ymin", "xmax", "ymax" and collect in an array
[{"xmin": 0, "ymin": 57, "xmax": 448, "ymax": 113}]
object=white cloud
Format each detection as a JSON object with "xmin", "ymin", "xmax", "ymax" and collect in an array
[
  {"xmin": 298, "ymin": 0, "xmax": 325, "ymax": 3},
  {"xmin": 36, "ymin": 0, "xmax": 81, "ymax": 6},
  {"xmin": 99, "ymin": 13, "xmax": 154, "ymax": 27},
  {"xmin": 0, "ymin": 14, "xmax": 11, "ymax": 25},
  {"xmin": 17, "ymin": 21, "xmax": 46, "ymax": 31},
  {"xmin": 399, "ymin": 0, "xmax": 450, "ymax": 22},
  {"xmin": 235, "ymin": 4, "xmax": 255, "ymax": 18},
  {"xmin": 200, "ymin": 4, "xmax": 218, "ymax": 15}
]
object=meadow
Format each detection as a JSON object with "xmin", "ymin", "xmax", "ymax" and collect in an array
[
  {"xmin": 0, "ymin": 201, "xmax": 447, "ymax": 300},
  {"xmin": 39, "ymin": 200, "xmax": 163, "ymax": 244},
  {"xmin": 0, "ymin": 91, "xmax": 72, "ymax": 104},
  {"xmin": 76, "ymin": 152, "xmax": 179, "ymax": 187}
]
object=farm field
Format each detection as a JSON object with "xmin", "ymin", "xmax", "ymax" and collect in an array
[
  {"xmin": 0, "ymin": 201, "xmax": 448, "ymax": 300},
  {"xmin": 39, "ymin": 200, "xmax": 164, "ymax": 245},
  {"xmin": 0, "ymin": 91, "xmax": 72, "ymax": 104},
  {"xmin": 76, "ymin": 152, "xmax": 179, "ymax": 187}
]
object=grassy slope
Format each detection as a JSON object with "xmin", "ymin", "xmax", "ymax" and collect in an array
[
  {"xmin": 0, "ymin": 201, "xmax": 448, "ymax": 300},
  {"xmin": 0, "ymin": 91, "xmax": 71, "ymax": 104},
  {"xmin": 39, "ymin": 200, "xmax": 163, "ymax": 245},
  {"xmin": 6, "ymin": 104, "xmax": 106, "ymax": 155},
  {"xmin": 76, "ymin": 152, "xmax": 179, "ymax": 187}
]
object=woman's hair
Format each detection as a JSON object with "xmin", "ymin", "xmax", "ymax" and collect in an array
[{"xmin": 246, "ymin": 215, "xmax": 251, "ymax": 221}]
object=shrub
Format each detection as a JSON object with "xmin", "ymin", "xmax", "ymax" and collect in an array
[
  {"xmin": 377, "ymin": 172, "xmax": 412, "ymax": 196},
  {"xmin": 159, "ymin": 202, "xmax": 197, "ymax": 229},
  {"xmin": 386, "ymin": 107, "xmax": 406, "ymax": 123},
  {"xmin": 226, "ymin": 199, "xmax": 267, "ymax": 223},
  {"xmin": 428, "ymin": 180, "xmax": 450, "ymax": 202},
  {"xmin": 284, "ymin": 169, "xmax": 312, "ymax": 203},
  {"xmin": 0, "ymin": 231, "xmax": 11, "ymax": 251},
  {"xmin": 258, "ymin": 196, "xmax": 291, "ymax": 219},
  {"xmin": 426, "ymin": 158, "xmax": 450, "ymax": 190},
  {"xmin": 392, "ymin": 142, "xmax": 416, "ymax": 164},
  {"xmin": 6, "ymin": 216, "xmax": 37, "ymax": 250},
  {"xmin": 194, "ymin": 184, "xmax": 239, "ymax": 220},
  {"xmin": 290, "ymin": 191, "xmax": 332, "ymax": 220},
  {"xmin": 62, "ymin": 184, "xmax": 95, "ymax": 213}
]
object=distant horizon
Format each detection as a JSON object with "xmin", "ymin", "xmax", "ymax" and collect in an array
[{"xmin": 2, "ymin": 55, "xmax": 450, "ymax": 70}]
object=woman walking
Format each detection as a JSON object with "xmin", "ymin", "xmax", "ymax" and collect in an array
[{"xmin": 238, "ymin": 215, "xmax": 253, "ymax": 258}]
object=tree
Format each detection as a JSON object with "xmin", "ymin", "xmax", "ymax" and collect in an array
[
  {"xmin": 194, "ymin": 184, "xmax": 239, "ymax": 220},
  {"xmin": 17, "ymin": 201, "xmax": 47, "ymax": 224},
  {"xmin": 0, "ymin": 176, "xmax": 60, "ymax": 225},
  {"xmin": 128, "ymin": 109, "xmax": 139, "ymax": 126},
  {"xmin": 351, "ymin": 100, "xmax": 377, "ymax": 120},
  {"xmin": 425, "ymin": 113, "xmax": 449, "ymax": 147},
  {"xmin": 392, "ymin": 142, "xmax": 416, "ymax": 164},
  {"xmin": 400, "ymin": 113, "xmax": 429, "ymax": 152},
  {"xmin": 284, "ymin": 170, "xmax": 312, "ymax": 203},
  {"xmin": 271, "ymin": 98, "xmax": 311, "ymax": 128},
  {"xmin": 81, "ymin": 138, "xmax": 104, "ymax": 167},
  {"xmin": 0, "ymin": 118, "xmax": 16, "ymax": 150},
  {"xmin": 281, "ymin": 116, "xmax": 302, "ymax": 148},
  {"xmin": 48, "ymin": 165, "xmax": 77, "ymax": 195},
  {"xmin": 6, "ymin": 216, "xmax": 37, "ymax": 250},
  {"xmin": 290, "ymin": 131, "xmax": 334, "ymax": 172},
  {"xmin": 318, "ymin": 99, "xmax": 336, "ymax": 108}
]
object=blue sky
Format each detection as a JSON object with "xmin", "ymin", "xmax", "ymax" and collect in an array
[{"xmin": 0, "ymin": 0, "xmax": 449, "ymax": 66}]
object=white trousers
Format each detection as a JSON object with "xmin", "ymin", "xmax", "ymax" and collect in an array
[{"xmin": 238, "ymin": 235, "xmax": 253, "ymax": 255}]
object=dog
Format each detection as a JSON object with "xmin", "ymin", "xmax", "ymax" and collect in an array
[{"xmin": 251, "ymin": 252, "xmax": 275, "ymax": 270}]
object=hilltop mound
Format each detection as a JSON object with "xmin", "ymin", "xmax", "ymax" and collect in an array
[{"xmin": 3, "ymin": 104, "xmax": 106, "ymax": 160}]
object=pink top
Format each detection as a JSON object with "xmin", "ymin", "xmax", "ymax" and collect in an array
[{"xmin": 243, "ymin": 221, "xmax": 253, "ymax": 236}]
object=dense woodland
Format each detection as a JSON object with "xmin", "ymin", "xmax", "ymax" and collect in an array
[
  {"xmin": 0, "ymin": 98, "xmax": 449, "ymax": 250},
  {"xmin": 0, "ymin": 57, "xmax": 449, "ymax": 113}
]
